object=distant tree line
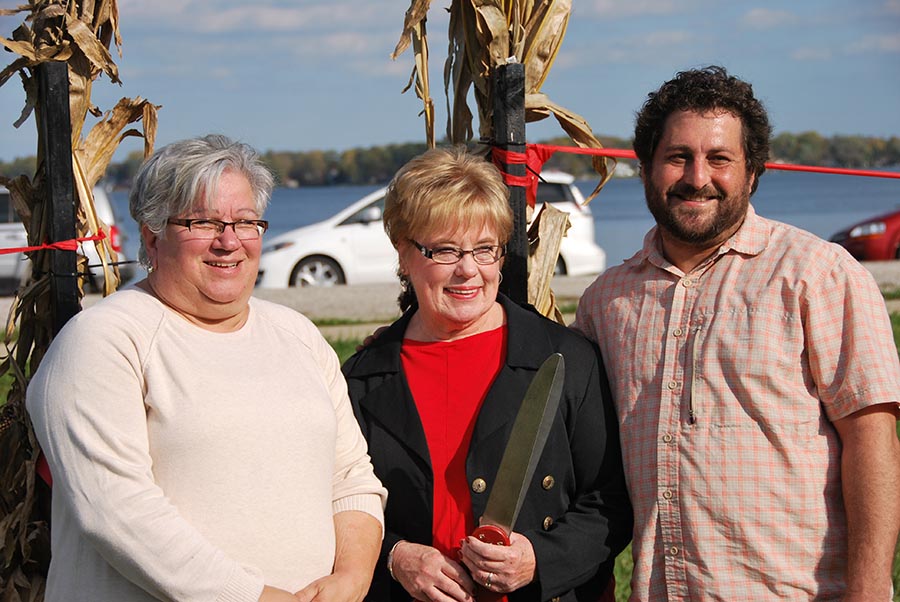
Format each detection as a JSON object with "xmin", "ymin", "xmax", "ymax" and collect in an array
[{"xmin": 2, "ymin": 132, "xmax": 899, "ymax": 189}]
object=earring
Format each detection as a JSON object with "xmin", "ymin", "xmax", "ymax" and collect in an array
[{"xmin": 498, "ymin": 271, "xmax": 504, "ymax": 283}]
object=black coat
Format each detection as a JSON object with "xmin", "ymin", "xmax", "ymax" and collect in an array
[{"xmin": 343, "ymin": 295, "xmax": 632, "ymax": 602}]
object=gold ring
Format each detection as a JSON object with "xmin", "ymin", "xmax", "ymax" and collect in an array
[{"xmin": 485, "ymin": 572, "xmax": 493, "ymax": 589}]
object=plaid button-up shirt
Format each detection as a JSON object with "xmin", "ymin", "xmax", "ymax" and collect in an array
[{"xmin": 573, "ymin": 205, "xmax": 900, "ymax": 600}]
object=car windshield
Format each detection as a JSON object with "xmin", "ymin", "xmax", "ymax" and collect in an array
[
  {"xmin": 340, "ymin": 198, "xmax": 385, "ymax": 226},
  {"xmin": 535, "ymin": 182, "xmax": 572, "ymax": 204},
  {"xmin": 0, "ymin": 190, "xmax": 22, "ymax": 224}
]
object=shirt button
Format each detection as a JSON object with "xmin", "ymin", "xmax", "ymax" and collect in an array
[
  {"xmin": 472, "ymin": 478, "xmax": 487, "ymax": 493},
  {"xmin": 541, "ymin": 475, "xmax": 555, "ymax": 490},
  {"xmin": 669, "ymin": 546, "xmax": 679, "ymax": 556},
  {"xmin": 542, "ymin": 516, "xmax": 554, "ymax": 530},
  {"xmin": 672, "ymin": 327, "xmax": 684, "ymax": 337},
  {"xmin": 681, "ymin": 278, "xmax": 694, "ymax": 288},
  {"xmin": 663, "ymin": 490, "xmax": 673, "ymax": 500},
  {"xmin": 666, "ymin": 380, "xmax": 678, "ymax": 390},
  {"xmin": 662, "ymin": 433, "xmax": 673, "ymax": 443}
]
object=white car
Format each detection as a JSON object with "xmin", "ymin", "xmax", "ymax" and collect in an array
[
  {"xmin": 0, "ymin": 184, "xmax": 135, "ymax": 294},
  {"xmin": 257, "ymin": 171, "xmax": 605, "ymax": 288}
]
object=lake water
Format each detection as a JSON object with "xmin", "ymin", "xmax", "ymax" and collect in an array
[{"xmin": 111, "ymin": 170, "xmax": 900, "ymax": 278}]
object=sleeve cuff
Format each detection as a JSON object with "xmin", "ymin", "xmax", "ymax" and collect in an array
[
  {"xmin": 217, "ymin": 564, "xmax": 265, "ymax": 602},
  {"xmin": 333, "ymin": 493, "xmax": 386, "ymax": 535}
]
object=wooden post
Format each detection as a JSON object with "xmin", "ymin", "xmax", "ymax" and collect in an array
[
  {"xmin": 492, "ymin": 62, "xmax": 528, "ymax": 305},
  {"xmin": 38, "ymin": 61, "xmax": 80, "ymax": 334}
]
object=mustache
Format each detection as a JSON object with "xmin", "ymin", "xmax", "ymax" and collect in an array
[{"xmin": 667, "ymin": 183, "xmax": 724, "ymax": 201}]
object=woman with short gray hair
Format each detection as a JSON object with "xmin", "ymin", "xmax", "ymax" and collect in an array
[{"xmin": 27, "ymin": 134, "xmax": 387, "ymax": 602}]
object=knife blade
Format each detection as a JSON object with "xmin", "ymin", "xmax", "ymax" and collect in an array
[{"xmin": 473, "ymin": 352, "xmax": 565, "ymax": 546}]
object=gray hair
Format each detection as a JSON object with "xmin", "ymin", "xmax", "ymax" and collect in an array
[{"xmin": 129, "ymin": 134, "xmax": 275, "ymax": 267}]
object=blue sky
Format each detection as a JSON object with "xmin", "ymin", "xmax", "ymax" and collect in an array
[{"xmin": 1, "ymin": 0, "xmax": 899, "ymax": 163}]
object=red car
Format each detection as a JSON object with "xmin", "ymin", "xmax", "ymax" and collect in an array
[{"xmin": 830, "ymin": 209, "xmax": 900, "ymax": 261}]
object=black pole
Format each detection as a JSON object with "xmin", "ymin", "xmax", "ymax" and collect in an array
[
  {"xmin": 38, "ymin": 61, "xmax": 80, "ymax": 334},
  {"xmin": 492, "ymin": 62, "xmax": 527, "ymax": 305}
]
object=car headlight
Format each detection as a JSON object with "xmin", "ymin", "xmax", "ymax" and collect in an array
[
  {"xmin": 262, "ymin": 241, "xmax": 295, "ymax": 254},
  {"xmin": 848, "ymin": 222, "xmax": 886, "ymax": 238}
]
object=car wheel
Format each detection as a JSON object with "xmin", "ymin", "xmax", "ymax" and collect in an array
[
  {"xmin": 554, "ymin": 256, "xmax": 567, "ymax": 276},
  {"xmin": 289, "ymin": 255, "xmax": 346, "ymax": 287}
]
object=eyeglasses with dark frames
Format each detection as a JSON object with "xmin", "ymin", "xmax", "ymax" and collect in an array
[
  {"xmin": 167, "ymin": 218, "xmax": 269, "ymax": 240},
  {"xmin": 411, "ymin": 240, "xmax": 506, "ymax": 265}
]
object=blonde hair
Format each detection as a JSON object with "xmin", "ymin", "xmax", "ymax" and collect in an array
[{"xmin": 383, "ymin": 147, "xmax": 513, "ymax": 247}]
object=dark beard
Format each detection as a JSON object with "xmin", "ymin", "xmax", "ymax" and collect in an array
[{"xmin": 644, "ymin": 179, "xmax": 749, "ymax": 246}]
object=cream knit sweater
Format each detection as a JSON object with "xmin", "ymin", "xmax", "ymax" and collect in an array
[{"xmin": 27, "ymin": 287, "xmax": 386, "ymax": 602}]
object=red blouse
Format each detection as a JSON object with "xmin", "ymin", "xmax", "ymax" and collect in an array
[{"xmin": 401, "ymin": 326, "xmax": 507, "ymax": 560}]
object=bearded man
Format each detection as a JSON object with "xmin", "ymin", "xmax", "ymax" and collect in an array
[{"xmin": 573, "ymin": 66, "xmax": 900, "ymax": 600}]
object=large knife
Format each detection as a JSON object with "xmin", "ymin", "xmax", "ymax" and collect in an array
[{"xmin": 471, "ymin": 352, "xmax": 565, "ymax": 589}]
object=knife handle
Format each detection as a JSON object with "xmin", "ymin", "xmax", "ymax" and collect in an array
[
  {"xmin": 471, "ymin": 525, "xmax": 510, "ymax": 602},
  {"xmin": 472, "ymin": 524, "xmax": 510, "ymax": 546}
]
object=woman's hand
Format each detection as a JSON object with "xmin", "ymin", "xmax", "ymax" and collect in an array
[
  {"xmin": 293, "ymin": 511, "xmax": 382, "ymax": 602},
  {"xmin": 293, "ymin": 569, "xmax": 369, "ymax": 602},
  {"xmin": 391, "ymin": 541, "xmax": 475, "ymax": 602},
  {"xmin": 459, "ymin": 531, "xmax": 536, "ymax": 594}
]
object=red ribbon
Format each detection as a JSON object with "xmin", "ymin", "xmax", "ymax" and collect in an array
[
  {"xmin": 492, "ymin": 143, "xmax": 900, "ymax": 206},
  {"xmin": 491, "ymin": 145, "xmax": 556, "ymax": 208},
  {"xmin": 0, "ymin": 230, "xmax": 106, "ymax": 256}
]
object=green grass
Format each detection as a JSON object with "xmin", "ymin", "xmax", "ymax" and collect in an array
[
  {"xmin": 329, "ymin": 338, "xmax": 363, "ymax": 364},
  {"xmin": 892, "ymin": 313, "xmax": 900, "ymax": 352},
  {"xmin": 0, "ymin": 370, "xmax": 13, "ymax": 404},
  {"xmin": 613, "ymin": 544, "xmax": 634, "ymax": 600},
  {"xmin": 313, "ymin": 317, "xmax": 386, "ymax": 327},
  {"xmin": 557, "ymin": 301, "xmax": 579, "ymax": 315}
]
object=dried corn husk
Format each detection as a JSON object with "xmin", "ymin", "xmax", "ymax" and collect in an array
[
  {"xmin": 528, "ymin": 202, "xmax": 569, "ymax": 324},
  {"xmin": 394, "ymin": 0, "xmax": 608, "ymax": 317},
  {"xmin": 0, "ymin": 2, "xmax": 158, "ymax": 598}
]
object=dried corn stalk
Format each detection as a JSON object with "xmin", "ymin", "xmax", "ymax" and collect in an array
[
  {"xmin": 0, "ymin": 2, "xmax": 158, "ymax": 599},
  {"xmin": 394, "ymin": 0, "xmax": 608, "ymax": 320},
  {"xmin": 393, "ymin": 1, "xmax": 436, "ymax": 149}
]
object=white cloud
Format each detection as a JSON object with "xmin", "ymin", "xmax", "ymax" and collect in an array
[
  {"xmin": 791, "ymin": 47, "xmax": 833, "ymax": 61},
  {"xmin": 740, "ymin": 8, "xmax": 798, "ymax": 29},
  {"xmin": 556, "ymin": 29, "xmax": 697, "ymax": 68},
  {"xmin": 642, "ymin": 30, "xmax": 694, "ymax": 47},
  {"xmin": 118, "ymin": 0, "xmax": 397, "ymax": 33},
  {"xmin": 273, "ymin": 29, "xmax": 398, "ymax": 63},
  {"xmin": 583, "ymin": 0, "xmax": 682, "ymax": 18},
  {"xmin": 846, "ymin": 33, "xmax": 900, "ymax": 54}
]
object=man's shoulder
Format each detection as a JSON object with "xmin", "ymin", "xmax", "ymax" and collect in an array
[
  {"xmin": 760, "ymin": 216, "xmax": 867, "ymax": 274},
  {"xmin": 580, "ymin": 258, "xmax": 650, "ymax": 300}
]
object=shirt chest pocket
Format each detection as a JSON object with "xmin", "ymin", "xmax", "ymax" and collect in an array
[{"xmin": 688, "ymin": 307, "xmax": 820, "ymax": 432}]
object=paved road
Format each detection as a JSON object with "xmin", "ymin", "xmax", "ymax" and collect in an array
[{"xmin": 3, "ymin": 264, "xmax": 900, "ymax": 340}]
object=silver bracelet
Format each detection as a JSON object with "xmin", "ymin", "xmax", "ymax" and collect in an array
[{"xmin": 386, "ymin": 540, "xmax": 405, "ymax": 581}]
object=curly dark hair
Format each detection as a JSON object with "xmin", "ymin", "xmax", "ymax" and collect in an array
[{"xmin": 633, "ymin": 65, "xmax": 772, "ymax": 194}]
